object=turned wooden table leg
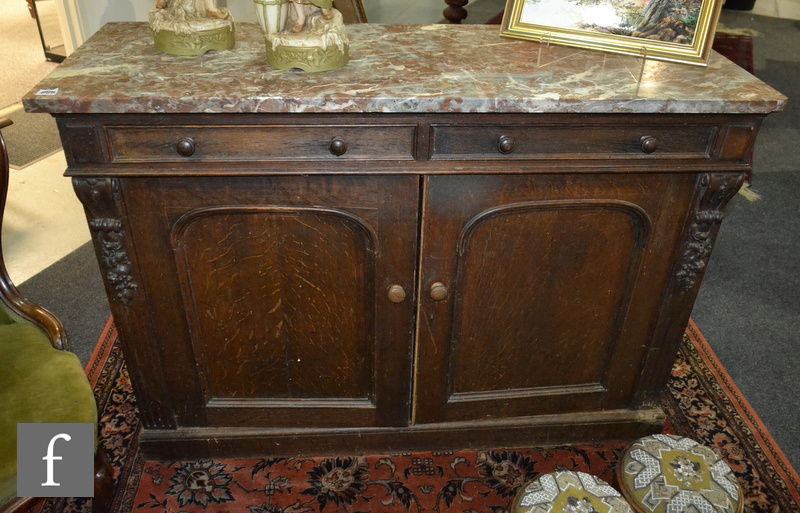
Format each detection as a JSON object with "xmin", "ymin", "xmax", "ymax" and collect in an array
[
  {"xmin": 93, "ymin": 449, "xmax": 115, "ymax": 513},
  {"xmin": 443, "ymin": 0, "xmax": 468, "ymax": 23}
]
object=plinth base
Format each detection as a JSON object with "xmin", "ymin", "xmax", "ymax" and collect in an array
[
  {"xmin": 152, "ymin": 24, "xmax": 234, "ymax": 56},
  {"xmin": 265, "ymin": 40, "xmax": 349, "ymax": 73}
]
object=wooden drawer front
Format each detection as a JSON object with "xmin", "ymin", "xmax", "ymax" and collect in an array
[
  {"xmin": 107, "ymin": 124, "xmax": 417, "ymax": 162},
  {"xmin": 430, "ymin": 124, "xmax": 718, "ymax": 160}
]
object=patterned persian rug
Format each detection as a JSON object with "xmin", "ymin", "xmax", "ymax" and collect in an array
[{"xmin": 34, "ymin": 319, "xmax": 800, "ymax": 513}]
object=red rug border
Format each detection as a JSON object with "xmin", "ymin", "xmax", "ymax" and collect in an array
[
  {"xmin": 686, "ymin": 318, "xmax": 800, "ymax": 499},
  {"xmin": 85, "ymin": 315, "xmax": 117, "ymax": 387}
]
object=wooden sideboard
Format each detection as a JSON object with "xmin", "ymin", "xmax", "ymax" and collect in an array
[{"xmin": 24, "ymin": 23, "xmax": 785, "ymax": 460}]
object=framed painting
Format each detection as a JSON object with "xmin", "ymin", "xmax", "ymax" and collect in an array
[{"xmin": 499, "ymin": 0, "xmax": 724, "ymax": 65}]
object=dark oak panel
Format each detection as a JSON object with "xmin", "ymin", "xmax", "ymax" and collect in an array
[
  {"xmin": 449, "ymin": 201, "xmax": 649, "ymax": 394},
  {"xmin": 172, "ymin": 206, "xmax": 376, "ymax": 402}
]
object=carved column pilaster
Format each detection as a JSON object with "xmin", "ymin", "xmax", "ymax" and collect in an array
[
  {"xmin": 73, "ymin": 178, "xmax": 139, "ymax": 306},
  {"xmin": 676, "ymin": 173, "xmax": 744, "ymax": 293},
  {"xmin": 73, "ymin": 177, "xmax": 175, "ymax": 430},
  {"xmin": 634, "ymin": 172, "xmax": 745, "ymax": 409}
]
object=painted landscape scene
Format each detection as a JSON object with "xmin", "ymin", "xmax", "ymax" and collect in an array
[{"xmin": 520, "ymin": 0, "xmax": 703, "ymax": 45}]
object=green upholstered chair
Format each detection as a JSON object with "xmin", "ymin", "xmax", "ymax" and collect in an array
[{"xmin": 0, "ymin": 118, "xmax": 113, "ymax": 513}]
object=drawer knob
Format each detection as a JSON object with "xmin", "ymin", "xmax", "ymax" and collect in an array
[
  {"xmin": 387, "ymin": 284, "xmax": 406, "ymax": 303},
  {"xmin": 497, "ymin": 135, "xmax": 516, "ymax": 155},
  {"xmin": 175, "ymin": 137, "xmax": 196, "ymax": 157},
  {"xmin": 640, "ymin": 136, "xmax": 659, "ymax": 154},
  {"xmin": 329, "ymin": 137, "xmax": 348, "ymax": 156},
  {"xmin": 430, "ymin": 282, "xmax": 448, "ymax": 301}
]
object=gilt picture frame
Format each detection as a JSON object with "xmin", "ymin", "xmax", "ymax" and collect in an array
[{"xmin": 499, "ymin": 0, "xmax": 724, "ymax": 66}]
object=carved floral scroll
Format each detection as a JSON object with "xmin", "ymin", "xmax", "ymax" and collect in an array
[
  {"xmin": 73, "ymin": 178, "xmax": 139, "ymax": 305},
  {"xmin": 676, "ymin": 173, "xmax": 744, "ymax": 293}
]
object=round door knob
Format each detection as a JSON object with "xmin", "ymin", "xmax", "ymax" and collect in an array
[
  {"xmin": 175, "ymin": 137, "xmax": 196, "ymax": 157},
  {"xmin": 430, "ymin": 282, "xmax": 448, "ymax": 301},
  {"xmin": 387, "ymin": 284, "xmax": 406, "ymax": 303},
  {"xmin": 497, "ymin": 135, "xmax": 516, "ymax": 155},
  {"xmin": 329, "ymin": 137, "xmax": 347, "ymax": 156},
  {"xmin": 640, "ymin": 136, "xmax": 659, "ymax": 154}
]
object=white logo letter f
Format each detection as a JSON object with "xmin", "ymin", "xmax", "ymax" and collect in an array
[{"xmin": 42, "ymin": 433, "xmax": 71, "ymax": 486}]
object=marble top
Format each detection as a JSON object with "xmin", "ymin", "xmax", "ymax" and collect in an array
[{"xmin": 23, "ymin": 22, "xmax": 787, "ymax": 115}]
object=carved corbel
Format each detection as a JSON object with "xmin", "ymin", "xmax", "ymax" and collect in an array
[
  {"xmin": 73, "ymin": 178, "xmax": 139, "ymax": 305},
  {"xmin": 676, "ymin": 173, "xmax": 744, "ymax": 293}
]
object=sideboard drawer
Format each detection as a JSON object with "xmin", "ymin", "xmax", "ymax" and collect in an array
[
  {"xmin": 430, "ymin": 124, "xmax": 719, "ymax": 160},
  {"xmin": 107, "ymin": 124, "xmax": 418, "ymax": 162}
]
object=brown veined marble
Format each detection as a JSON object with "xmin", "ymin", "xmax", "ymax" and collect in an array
[{"xmin": 23, "ymin": 22, "xmax": 786, "ymax": 115}]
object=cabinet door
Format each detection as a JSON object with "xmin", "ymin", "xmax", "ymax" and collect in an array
[
  {"xmin": 121, "ymin": 175, "xmax": 419, "ymax": 429},
  {"xmin": 413, "ymin": 173, "xmax": 696, "ymax": 424}
]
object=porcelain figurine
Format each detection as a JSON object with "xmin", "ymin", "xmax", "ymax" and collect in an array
[
  {"xmin": 254, "ymin": 0, "xmax": 349, "ymax": 72},
  {"xmin": 289, "ymin": 0, "xmax": 334, "ymax": 33},
  {"xmin": 149, "ymin": 0, "xmax": 235, "ymax": 56}
]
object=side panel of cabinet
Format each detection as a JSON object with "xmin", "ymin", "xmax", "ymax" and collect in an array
[
  {"xmin": 119, "ymin": 175, "xmax": 419, "ymax": 429},
  {"xmin": 413, "ymin": 173, "xmax": 697, "ymax": 424}
]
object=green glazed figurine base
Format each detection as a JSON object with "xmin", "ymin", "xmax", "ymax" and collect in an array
[
  {"xmin": 265, "ymin": 40, "xmax": 349, "ymax": 73},
  {"xmin": 152, "ymin": 24, "xmax": 235, "ymax": 56}
]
